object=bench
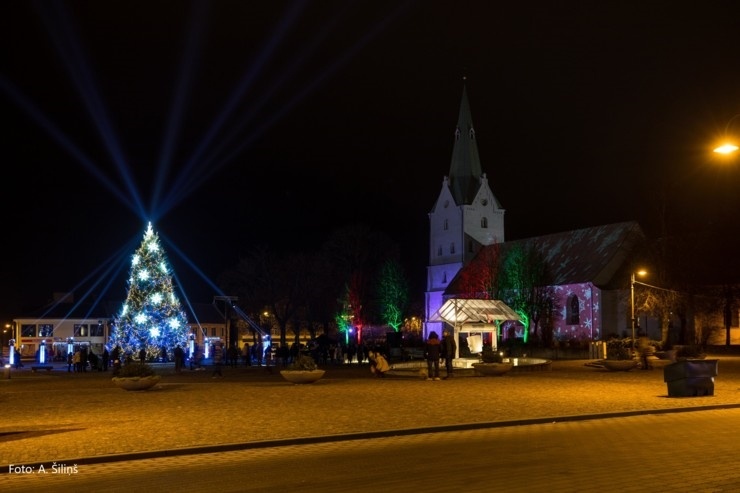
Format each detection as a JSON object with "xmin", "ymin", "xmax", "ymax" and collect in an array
[{"xmin": 31, "ymin": 365, "xmax": 54, "ymax": 372}]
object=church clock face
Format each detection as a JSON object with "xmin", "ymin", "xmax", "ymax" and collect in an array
[{"xmin": 481, "ymin": 199, "xmax": 488, "ymax": 206}]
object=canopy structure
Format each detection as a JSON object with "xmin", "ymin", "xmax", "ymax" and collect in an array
[
  {"xmin": 428, "ymin": 299, "xmax": 520, "ymax": 362},
  {"xmin": 428, "ymin": 298, "xmax": 520, "ymax": 325}
]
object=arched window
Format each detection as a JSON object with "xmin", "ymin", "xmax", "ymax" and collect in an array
[
  {"xmin": 437, "ymin": 246, "xmax": 442, "ymax": 256},
  {"xmin": 442, "ymin": 272, "xmax": 448, "ymax": 283},
  {"xmin": 568, "ymin": 295, "xmax": 580, "ymax": 325},
  {"xmin": 450, "ymin": 242, "xmax": 455, "ymax": 254},
  {"xmin": 481, "ymin": 217, "xmax": 488, "ymax": 228},
  {"xmin": 443, "ymin": 218, "xmax": 448, "ymax": 230}
]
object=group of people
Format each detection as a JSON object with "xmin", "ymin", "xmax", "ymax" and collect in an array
[
  {"xmin": 365, "ymin": 330, "xmax": 458, "ymax": 380},
  {"xmin": 66, "ymin": 346, "xmax": 110, "ymax": 372},
  {"xmin": 51, "ymin": 332, "xmax": 461, "ymax": 380}
]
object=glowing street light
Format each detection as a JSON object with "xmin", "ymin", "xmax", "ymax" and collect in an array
[
  {"xmin": 630, "ymin": 270, "xmax": 647, "ymax": 353},
  {"xmin": 714, "ymin": 143, "xmax": 738, "ymax": 155},
  {"xmin": 713, "ymin": 114, "xmax": 740, "ymax": 155}
]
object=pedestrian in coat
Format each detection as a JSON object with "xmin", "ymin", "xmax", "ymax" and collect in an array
[
  {"xmin": 174, "ymin": 344, "xmax": 185, "ymax": 373},
  {"xmin": 442, "ymin": 330, "xmax": 457, "ymax": 378},
  {"xmin": 211, "ymin": 344, "xmax": 223, "ymax": 378},
  {"xmin": 425, "ymin": 331, "xmax": 441, "ymax": 380}
]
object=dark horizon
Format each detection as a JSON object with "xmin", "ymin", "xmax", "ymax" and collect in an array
[{"xmin": 3, "ymin": 1, "xmax": 739, "ymax": 323}]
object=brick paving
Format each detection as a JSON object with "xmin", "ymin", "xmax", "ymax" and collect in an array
[{"xmin": 2, "ymin": 354, "xmax": 740, "ymax": 469}]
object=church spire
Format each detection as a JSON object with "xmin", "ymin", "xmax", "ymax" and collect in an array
[{"xmin": 448, "ymin": 80, "xmax": 483, "ymax": 206}]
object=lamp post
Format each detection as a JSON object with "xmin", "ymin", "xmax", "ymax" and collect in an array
[{"xmin": 630, "ymin": 270, "xmax": 647, "ymax": 353}]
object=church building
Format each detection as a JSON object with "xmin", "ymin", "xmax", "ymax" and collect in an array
[
  {"xmin": 424, "ymin": 83, "xmax": 650, "ymax": 355},
  {"xmin": 425, "ymin": 84, "xmax": 505, "ymax": 339}
]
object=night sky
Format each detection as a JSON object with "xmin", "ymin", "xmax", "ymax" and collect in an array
[{"xmin": 3, "ymin": 1, "xmax": 740, "ymax": 324}]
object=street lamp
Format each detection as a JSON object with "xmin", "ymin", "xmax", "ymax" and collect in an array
[
  {"xmin": 713, "ymin": 114, "xmax": 740, "ymax": 155},
  {"xmin": 630, "ymin": 270, "xmax": 647, "ymax": 353}
]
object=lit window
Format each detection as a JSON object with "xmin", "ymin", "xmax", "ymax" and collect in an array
[
  {"xmin": 74, "ymin": 324, "xmax": 89, "ymax": 337},
  {"xmin": 38, "ymin": 324, "xmax": 54, "ymax": 337}
]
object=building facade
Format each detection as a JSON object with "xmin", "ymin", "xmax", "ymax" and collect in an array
[{"xmin": 9, "ymin": 293, "xmax": 229, "ymax": 362}]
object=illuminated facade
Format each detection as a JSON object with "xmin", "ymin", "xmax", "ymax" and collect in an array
[{"xmin": 446, "ymin": 221, "xmax": 647, "ymax": 344}]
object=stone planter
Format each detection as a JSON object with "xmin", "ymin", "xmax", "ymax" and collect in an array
[
  {"xmin": 472, "ymin": 362, "xmax": 514, "ymax": 377},
  {"xmin": 602, "ymin": 359, "xmax": 637, "ymax": 372},
  {"xmin": 664, "ymin": 359, "xmax": 718, "ymax": 397},
  {"xmin": 280, "ymin": 369, "xmax": 325, "ymax": 384},
  {"xmin": 112, "ymin": 375, "xmax": 161, "ymax": 391}
]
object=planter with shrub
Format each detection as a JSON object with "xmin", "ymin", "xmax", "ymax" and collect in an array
[
  {"xmin": 472, "ymin": 346, "xmax": 513, "ymax": 377},
  {"xmin": 112, "ymin": 362, "xmax": 161, "ymax": 391},
  {"xmin": 600, "ymin": 338, "xmax": 637, "ymax": 371},
  {"xmin": 280, "ymin": 354, "xmax": 325, "ymax": 384}
]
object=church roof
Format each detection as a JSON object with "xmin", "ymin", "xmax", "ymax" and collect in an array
[
  {"xmin": 446, "ymin": 220, "xmax": 645, "ymax": 294},
  {"xmin": 448, "ymin": 84, "xmax": 484, "ymax": 206}
]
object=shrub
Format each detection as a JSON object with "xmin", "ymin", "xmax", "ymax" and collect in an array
[
  {"xmin": 114, "ymin": 361, "xmax": 155, "ymax": 378},
  {"xmin": 605, "ymin": 338, "xmax": 632, "ymax": 360},
  {"xmin": 286, "ymin": 354, "xmax": 318, "ymax": 371},
  {"xmin": 481, "ymin": 346, "xmax": 503, "ymax": 363}
]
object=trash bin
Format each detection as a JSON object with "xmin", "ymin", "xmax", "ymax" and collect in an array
[{"xmin": 663, "ymin": 359, "xmax": 718, "ymax": 397}]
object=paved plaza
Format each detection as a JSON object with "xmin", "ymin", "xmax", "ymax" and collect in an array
[{"xmin": 3, "ymin": 352, "xmax": 740, "ymax": 470}]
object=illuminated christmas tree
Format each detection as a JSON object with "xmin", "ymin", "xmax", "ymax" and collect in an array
[{"xmin": 109, "ymin": 222, "xmax": 189, "ymax": 360}]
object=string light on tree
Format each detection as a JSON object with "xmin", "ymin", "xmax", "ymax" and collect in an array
[{"xmin": 109, "ymin": 222, "xmax": 189, "ymax": 360}]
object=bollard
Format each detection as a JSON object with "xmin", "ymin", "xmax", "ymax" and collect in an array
[{"xmin": 3, "ymin": 364, "xmax": 10, "ymax": 380}]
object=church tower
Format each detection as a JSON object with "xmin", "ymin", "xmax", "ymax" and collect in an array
[{"xmin": 424, "ymin": 83, "xmax": 505, "ymax": 337}]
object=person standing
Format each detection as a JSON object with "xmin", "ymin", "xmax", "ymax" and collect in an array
[
  {"xmin": 255, "ymin": 341, "xmax": 264, "ymax": 367},
  {"xmin": 73, "ymin": 349, "xmax": 81, "ymax": 372},
  {"xmin": 242, "ymin": 342, "xmax": 251, "ymax": 366},
  {"xmin": 228, "ymin": 344, "xmax": 239, "ymax": 368},
  {"xmin": 101, "ymin": 347, "xmax": 110, "ymax": 371},
  {"xmin": 111, "ymin": 345, "xmax": 122, "ymax": 373},
  {"xmin": 79, "ymin": 345, "xmax": 88, "ymax": 372},
  {"xmin": 442, "ymin": 330, "xmax": 457, "ymax": 379},
  {"xmin": 346, "ymin": 344, "xmax": 356, "ymax": 365},
  {"xmin": 425, "ymin": 331, "xmax": 441, "ymax": 381},
  {"xmin": 138, "ymin": 347, "xmax": 146, "ymax": 364},
  {"xmin": 211, "ymin": 343, "xmax": 223, "ymax": 378},
  {"xmin": 174, "ymin": 344, "xmax": 184, "ymax": 373},
  {"xmin": 637, "ymin": 332, "xmax": 653, "ymax": 370}
]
